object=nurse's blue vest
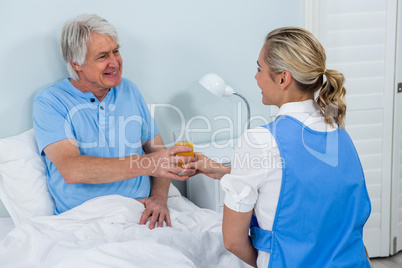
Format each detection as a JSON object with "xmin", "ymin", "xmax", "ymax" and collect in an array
[{"xmin": 250, "ymin": 116, "xmax": 371, "ymax": 268}]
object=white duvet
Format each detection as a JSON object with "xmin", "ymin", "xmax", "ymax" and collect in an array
[{"xmin": 0, "ymin": 186, "xmax": 246, "ymax": 268}]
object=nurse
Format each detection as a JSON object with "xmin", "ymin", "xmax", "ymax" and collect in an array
[{"xmin": 186, "ymin": 27, "xmax": 371, "ymax": 267}]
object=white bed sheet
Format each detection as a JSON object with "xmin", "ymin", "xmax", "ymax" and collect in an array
[
  {"xmin": 0, "ymin": 217, "xmax": 14, "ymax": 240},
  {"xmin": 0, "ymin": 192, "xmax": 248, "ymax": 268}
]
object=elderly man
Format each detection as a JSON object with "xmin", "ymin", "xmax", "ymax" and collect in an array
[{"xmin": 33, "ymin": 14, "xmax": 194, "ymax": 229}]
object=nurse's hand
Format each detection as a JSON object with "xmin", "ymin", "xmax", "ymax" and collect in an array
[{"xmin": 183, "ymin": 153, "xmax": 231, "ymax": 180}]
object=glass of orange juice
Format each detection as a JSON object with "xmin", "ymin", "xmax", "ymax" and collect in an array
[{"xmin": 173, "ymin": 129, "xmax": 195, "ymax": 176}]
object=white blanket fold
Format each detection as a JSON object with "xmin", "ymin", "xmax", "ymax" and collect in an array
[{"xmin": 0, "ymin": 194, "xmax": 246, "ymax": 268}]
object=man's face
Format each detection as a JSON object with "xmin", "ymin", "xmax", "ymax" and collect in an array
[{"xmin": 73, "ymin": 32, "xmax": 123, "ymax": 92}]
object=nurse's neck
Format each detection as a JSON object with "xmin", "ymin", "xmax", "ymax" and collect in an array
[{"xmin": 276, "ymin": 86, "xmax": 314, "ymax": 109}]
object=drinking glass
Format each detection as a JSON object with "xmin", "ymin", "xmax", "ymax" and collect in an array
[{"xmin": 173, "ymin": 129, "xmax": 195, "ymax": 176}]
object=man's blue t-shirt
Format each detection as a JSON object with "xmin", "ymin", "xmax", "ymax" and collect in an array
[{"xmin": 33, "ymin": 78, "xmax": 158, "ymax": 214}]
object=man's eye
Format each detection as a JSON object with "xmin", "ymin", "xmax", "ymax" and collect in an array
[
  {"xmin": 113, "ymin": 50, "xmax": 120, "ymax": 54},
  {"xmin": 257, "ymin": 67, "xmax": 261, "ymax": 72}
]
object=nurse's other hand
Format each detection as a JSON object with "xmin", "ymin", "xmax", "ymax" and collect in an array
[{"xmin": 183, "ymin": 153, "xmax": 231, "ymax": 180}]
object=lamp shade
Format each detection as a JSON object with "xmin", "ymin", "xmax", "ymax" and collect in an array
[{"xmin": 199, "ymin": 73, "xmax": 234, "ymax": 97}]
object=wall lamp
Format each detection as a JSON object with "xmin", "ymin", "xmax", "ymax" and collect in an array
[{"xmin": 199, "ymin": 73, "xmax": 251, "ymax": 129}]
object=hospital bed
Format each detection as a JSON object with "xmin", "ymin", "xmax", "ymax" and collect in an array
[
  {"xmin": 0, "ymin": 129, "xmax": 246, "ymax": 267},
  {"xmin": 0, "ymin": 217, "xmax": 14, "ymax": 240}
]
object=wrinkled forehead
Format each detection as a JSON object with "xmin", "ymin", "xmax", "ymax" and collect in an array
[{"xmin": 86, "ymin": 32, "xmax": 119, "ymax": 55}]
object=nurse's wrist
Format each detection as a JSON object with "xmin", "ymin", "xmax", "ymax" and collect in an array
[{"xmin": 216, "ymin": 165, "xmax": 231, "ymax": 180}]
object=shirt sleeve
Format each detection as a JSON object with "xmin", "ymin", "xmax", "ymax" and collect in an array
[
  {"xmin": 221, "ymin": 127, "xmax": 282, "ymax": 213},
  {"xmin": 33, "ymin": 93, "xmax": 75, "ymax": 155}
]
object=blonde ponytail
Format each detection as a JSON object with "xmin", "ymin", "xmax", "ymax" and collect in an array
[
  {"xmin": 264, "ymin": 27, "xmax": 347, "ymax": 128},
  {"xmin": 316, "ymin": 69, "xmax": 346, "ymax": 128}
]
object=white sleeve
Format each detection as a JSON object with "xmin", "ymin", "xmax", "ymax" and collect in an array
[{"xmin": 221, "ymin": 127, "xmax": 282, "ymax": 213}]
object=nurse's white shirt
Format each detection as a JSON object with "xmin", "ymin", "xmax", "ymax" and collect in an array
[{"xmin": 221, "ymin": 100, "xmax": 337, "ymax": 268}]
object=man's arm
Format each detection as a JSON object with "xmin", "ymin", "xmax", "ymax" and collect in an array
[
  {"xmin": 138, "ymin": 133, "xmax": 173, "ymax": 228},
  {"xmin": 43, "ymin": 137, "xmax": 195, "ymax": 184}
]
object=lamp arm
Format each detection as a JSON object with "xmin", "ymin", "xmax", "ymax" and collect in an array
[{"xmin": 233, "ymin": 92, "xmax": 251, "ymax": 129}]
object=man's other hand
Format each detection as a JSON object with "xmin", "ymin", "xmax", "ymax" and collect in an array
[{"xmin": 137, "ymin": 195, "xmax": 171, "ymax": 229}]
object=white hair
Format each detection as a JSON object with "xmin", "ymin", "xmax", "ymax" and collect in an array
[{"xmin": 60, "ymin": 14, "xmax": 119, "ymax": 80}]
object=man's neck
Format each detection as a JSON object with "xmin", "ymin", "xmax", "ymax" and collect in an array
[{"xmin": 70, "ymin": 78, "xmax": 110, "ymax": 102}]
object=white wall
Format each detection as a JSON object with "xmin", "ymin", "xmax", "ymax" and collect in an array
[
  {"xmin": 0, "ymin": 0, "xmax": 302, "ymax": 140},
  {"xmin": 0, "ymin": 0, "xmax": 302, "ymax": 215}
]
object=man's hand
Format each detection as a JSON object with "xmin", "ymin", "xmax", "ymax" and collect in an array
[
  {"xmin": 141, "ymin": 146, "xmax": 196, "ymax": 181},
  {"xmin": 137, "ymin": 195, "xmax": 171, "ymax": 229}
]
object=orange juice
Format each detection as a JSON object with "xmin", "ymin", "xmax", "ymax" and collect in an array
[{"xmin": 174, "ymin": 141, "xmax": 194, "ymax": 167}]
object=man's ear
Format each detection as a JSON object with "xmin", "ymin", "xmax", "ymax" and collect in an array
[
  {"xmin": 277, "ymin": 71, "xmax": 292, "ymax": 90},
  {"xmin": 70, "ymin": 61, "xmax": 82, "ymax": 72}
]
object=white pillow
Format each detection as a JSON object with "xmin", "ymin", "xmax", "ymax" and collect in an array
[{"xmin": 0, "ymin": 129, "xmax": 54, "ymax": 226}]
